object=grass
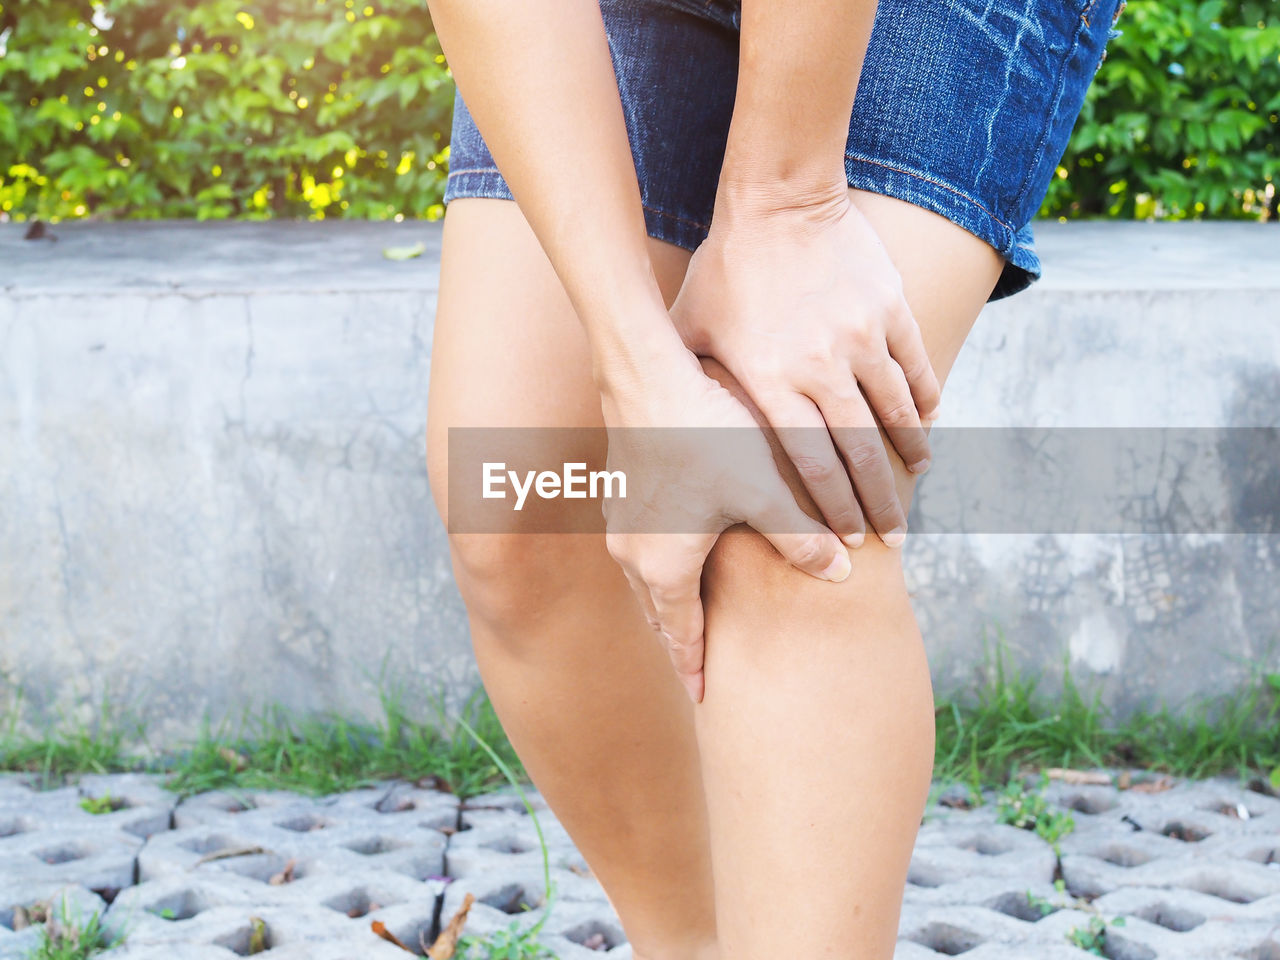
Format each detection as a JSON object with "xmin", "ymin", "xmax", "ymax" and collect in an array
[
  {"xmin": 1, "ymin": 687, "xmax": 523, "ymax": 800},
  {"xmin": 452, "ymin": 716, "xmax": 558, "ymax": 960},
  {"xmin": 163, "ymin": 688, "xmax": 521, "ymax": 800},
  {"xmin": 22, "ymin": 901, "xmax": 123, "ymax": 960},
  {"xmin": 2, "ymin": 651, "xmax": 1278, "ymax": 798},
  {"xmin": 931, "ymin": 646, "xmax": 1280, "ymax": 789},
  {"xmin": 0, "ymin": 699, "xmax": 136, "ymax": 785}
]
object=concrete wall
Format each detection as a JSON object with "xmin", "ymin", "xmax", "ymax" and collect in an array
[{"xmin": 1, "ymin": 220, "xmax": 1277, "ymax": 742}]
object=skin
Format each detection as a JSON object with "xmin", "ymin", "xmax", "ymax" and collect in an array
[
  {"xmin": 426, "ymin": 191, "xmax": 1003, "ymax": 959},
  {"xmin": 424, "ymin": 0, "xmax": 1005, "ymax": 954},
  {"xmin": 425, "ymin": 0, "xmax": 946, "ymax": 703}
]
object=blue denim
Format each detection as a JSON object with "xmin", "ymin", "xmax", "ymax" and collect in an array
[{"xmin": 444, "ymin": 0, "xmax": 1124, "ymax": 301}]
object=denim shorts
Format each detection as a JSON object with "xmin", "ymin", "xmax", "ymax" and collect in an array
[{"xmin": 443, "ymin": 0, "xmax": 1124, "ymax": 301}]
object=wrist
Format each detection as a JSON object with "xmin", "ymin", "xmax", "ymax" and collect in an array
[
  {"xmin": 713, "ymin": 158, "xmax": 850, "ymax": 227},
  {"xmin": 588, "ymin": 309, "xmax": 693, "ymax": 397}
]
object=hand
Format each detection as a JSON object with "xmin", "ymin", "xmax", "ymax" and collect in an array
[
  {"xmin": 670, "ymin": 187, "xmax": 940, "ymax": 547},
  {"xmin": 596, "ymin": 335, "xmax": 852, "ymax": 704}
]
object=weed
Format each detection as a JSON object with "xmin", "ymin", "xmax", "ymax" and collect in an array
[
  {"xmin": 22, "ymin": 900, "xmax": 123, "ymax": 960},
  {"xmin": 933, "ymin": 646, "xmax": 1280, "ymax": 789},
  {"xmin": 0, "ymin": 696, "xmax": 135, "ymax": 788},
  {"xmin": 995, "ymin": 773, "xmax": 1075, "ymax": 850},
  {"xmin": 4, "ymin": 651, "xmax": 1279, "ymax": 799},
  {"xmin": 162, "ymin": 688, "xmax": 523, "ymax": 800},
  {"xmin": 77, "ymin": 795, "xmax": 117, "ymax": 815},
  {"xmin": 1025, "ymin": 890, "xmax": 1057, "ymax": 919},
  {"xmin": 451, "ymin": 716, "xmax": 558, "ymax": 960},
  {"xmin": 1067, "ymin": 914, "xmax": 1127, "ymax": 956},
  {"xmin": 455, "ymin": 921, "xmax": 559, "ymax": 960}
]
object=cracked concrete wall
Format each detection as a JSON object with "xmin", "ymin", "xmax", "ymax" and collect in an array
[{"xmin": 0, "ymin": 221, "xmax": 1277, "ymax": 742}]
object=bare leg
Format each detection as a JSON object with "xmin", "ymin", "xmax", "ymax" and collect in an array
[
  {"xmin": 693, "ymin": 190, "xmax": 1004, "ymax": 960},
  {"xmin": 426, "ymin": 199, "xmax": 717, "ymax": 960}
]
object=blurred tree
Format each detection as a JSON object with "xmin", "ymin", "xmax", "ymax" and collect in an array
[
  {"xmin": 1041, "ymin": 0, "xmax": 1280, "ymax": 220},
  {"xmin": 1, "ymin": 0, "xmax": 1276, "ymax": 222},
  {"xmin": 0, "ymin": 0, "xmax": 453, "ymax": 220}
]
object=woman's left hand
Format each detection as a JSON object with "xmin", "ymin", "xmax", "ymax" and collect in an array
[{"xmin": 670, "ymin": 186, "xmax": 939, "ymax": 548}]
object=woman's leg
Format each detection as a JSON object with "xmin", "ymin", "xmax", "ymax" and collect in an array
[
  {"xmin": 426, "ymin": 198, "xmax": 717, "ymax": 960},
  {"xmin": 693, "ymin": 190, "xmax": 1005, "ymax": 960}
]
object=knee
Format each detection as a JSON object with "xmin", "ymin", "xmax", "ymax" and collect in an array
[
  {"xmin": 428, "ymin": 426, "xmax": 605, "ymax": 635},
  {"xmin": 447, "ymin": 531, "xmax": 577, "ymax": 633}
]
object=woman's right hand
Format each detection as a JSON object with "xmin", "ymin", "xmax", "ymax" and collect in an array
[{"xmin": 596, "ymin": 334, "xmax": 852, "ymax": 705}]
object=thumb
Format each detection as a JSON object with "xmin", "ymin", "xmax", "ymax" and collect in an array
[
  {"xmin": 650, "ymin": 578, "xmax": 707, "ymax": 705},
  {"xmin": 745, "ymin": 485, "xmax": 851, "ymax": 583}
]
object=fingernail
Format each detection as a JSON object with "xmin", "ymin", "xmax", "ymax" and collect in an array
[
  {"xmin": 909, "ymin": 458, "xmax": 931, "ymax": 474},
  {"xmin": 684, "ymin": 674, "xmax": 704, "ymax": 704},
  {"xmin": 882, "ymin": 527, "xmax": 907, "ymax": 548},
  {"xmin": 842, "ymin": 531, "xmax": 865, "ymax": 548},
  {"xmin": 822, "ymin": 549, "xmax": 852, "ymax": 582}
]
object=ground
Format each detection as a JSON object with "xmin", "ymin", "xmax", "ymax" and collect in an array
[{"xmin": 1, "ymin": 772, "xmax": 1278, "ymax": 960}]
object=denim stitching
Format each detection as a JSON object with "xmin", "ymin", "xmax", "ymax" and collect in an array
[
  {"xmin": 1004, "ymin": 11, "xmax": 1089, "ymax": 222},
  {"xmin": 844, "ymin": 153, "xmax": 1016, "ymax": 235},
  {"xmin": 643, "ymin": 203, "xmax": 710, "ymax": 231},
  {"xmin": 447, "ymin": 167, "xmax": 503, "ymax": 179}
]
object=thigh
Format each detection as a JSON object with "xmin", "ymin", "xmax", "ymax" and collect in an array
[
  {"xmin": 701, "ymin": 187, "xmax": 1005, "ymax": 639},
  {"xmin": 426, "ymin": 197, "xmax": 692, "ymax": 514}
]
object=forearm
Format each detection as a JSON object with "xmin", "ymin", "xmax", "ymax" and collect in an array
[
  {"xmin": 428, "ymin": 0, "xmax": 682, "ymax": 379},
  {"xmin": 718, "ymin": 0, "xmax": 878, "ymax": 205}
]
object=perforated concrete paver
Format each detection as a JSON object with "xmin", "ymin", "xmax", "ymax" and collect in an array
[{"xmin": 2, "ymin": 771, "xmax": 1279, "ymax": 958}]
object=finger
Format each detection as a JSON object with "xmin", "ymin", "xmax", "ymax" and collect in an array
[
  {"xmin": 757, "ymin": 391, "xmax": 866, "ymax": 546},
  {"xmin": 647, "ymin": 571, "xmax": 707, "ymax": 704},
  {"xmin": 619, "ymin": 563, "xmax": 664, "ymax": 636},
  {"xmin": 884, "ymin": 299, "xmax": 942, "ymax": 422},
  {"xmin": 742, "ymin": 473, "xmax": 853, "ymax": 581},
  {"xmin": 824, "ymin": 390, "xmax": 908, "ymax": 547},
  {"xmin": 852, "ymin": 352, "xmax": 932, "ymax": 474}
]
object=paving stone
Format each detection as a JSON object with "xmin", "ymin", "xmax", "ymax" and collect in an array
[
  {"xmin": 0, "ymin": 885, "xmax": 110, "ymax": 960},
  {"xmin": 4, "ymin": 771, "xmax": 1279, "ymax": 957},
  {"xmin": 0, "ymin": 773, "xmax": 175, "ymax": 900},
  {"xmin": 140, "ymin": 783, "xmax": 454, "ymax": 886}
]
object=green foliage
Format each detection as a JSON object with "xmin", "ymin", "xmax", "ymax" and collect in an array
[
  {"xmin": 453, "ymin": 715, "xmax": 559, "ymax": 960},
  {"xmin": 0, "ymin": 0, "xmax": 452, "ymax": 221},
  {"xmin": 932, "ymin": 645, "xmax": 1280, "ymax": 788},
  {"xmin": 3, "ymin": 0, "xmax": 1277, "ymax": 222},
  {"xmin": 1024, "ymin": 890, "xmax": 1058, "ymax": 918},
  {"xmin": 995, "ymin": 773, "xmax": 1076, "ymax": 851},
  {"xmin": 23, "ymin": 902, "xmax": 123, "ymax": 960},
  {"xmin": 1044, "ymin": 0, "xmax": 1280, "ymax": 220},
  {"xmin": 163, "ymin": 688, "xmax": 524, "ymax": 799},
  {"xmin": 5, "ymin": 661, "xmax": 1279, "ymax": 800},
  {"xmin": 77, "ymin": 793, "xmax": 119, "ymax": 815},
  {"xmin": 456, "ymin": 923, "xmax": 559, "ymax": 960},
  {"xmin": 1, "ymin": 686, "xmax": 524, "ymax": 800},
  {"xmin": 0, "ymin": 695, "xmax": 137, "ymax": 788},
  {"xmin": 1066, "ymin": 914, "xmax": 1127, "ymax": 956}
]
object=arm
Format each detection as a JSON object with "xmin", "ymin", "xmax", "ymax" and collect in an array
[
  {"xmin": 672, "ymin": 0, "xmax": 943, "ymax": 547},
  {"xmin": 427, "ymin": 0, "xmax": 853, "ymax": 703},
  {"xmin": 426, "ymin": 0, "xmax": 675, "ymax": 370},
  {"xmin": 722, "ymin": 0, "xmax": 877, "ymax": 202}
]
